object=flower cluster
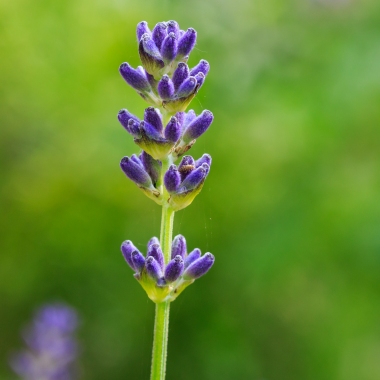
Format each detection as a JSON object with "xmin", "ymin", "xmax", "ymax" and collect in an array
[
  {"xmin": 118, "ymin": 107, "xmax": 213, "ymax": 160},
  {"xmin": 119, "ymin": 20, "xmax": 209, "ymax": 114},
  {"xmin": 120, "ymin": 152, "xmax": 211, "ymax": 211},
  {"xmin": 122, "ymin": 235, "xmax": 214, "ymax": 302},
  {"xmin": 10, "ymin": 304, "xmax": 79, "ymax": 380},
  {"xmin": 118, "ymin": 20, "xmax": 215, "ymax": 302}
]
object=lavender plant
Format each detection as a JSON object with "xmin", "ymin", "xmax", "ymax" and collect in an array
[
  {"xmin": 119, "ymin": 20, "xmax": 215, "ymax": 379},
  {"xmin": 10, "ymin": 304, "xmax": 79, "ymax": 380}
]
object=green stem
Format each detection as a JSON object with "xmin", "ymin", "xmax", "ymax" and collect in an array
[{"xmin": 150, "ymin": 156, "xmax": 175, "ymax": 380}]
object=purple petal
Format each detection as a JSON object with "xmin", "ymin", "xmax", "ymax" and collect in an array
[
  {"xmin": 184, "ymin": 248, "xmax": 201, "ymax": 269},
  {"xmin": 140, "ymin": 151, "xmax": 161, "ymax": 185},
  {"xmin": 147, "ymin": 243, "xmax": 164, "ymax": 270},
  {"xmin": 117, "ymin": 109, "xmax": 140, "ymax": 131},
  {"xmin": 120, "ymin": 156, "xmax": 153, "ymax": 188},
  {"xmin": 172, "ymin": 62, "xmax": 189, "ymax": 91},
  {"xmin": 121, "ymin": 240, "xmax": 138, "ymax": 270},
  {"xmin": 175, "ymin": 111, "xmax": 185, "ymax": 127},
  {"xmin": 146, "ymin": 256, "xmax": 163, "ymax": 280},
  {"xmin": 171, "ymin": 234, "xmax": 187, "ymax": 259},
  {"xmin": 183, "ymin": 110, "xmax": 197, "ymax": 128},
  {"xmin": 152, "ymin": 22, "xmax": 167, "ymax": 50},
  {"xmin": 164, "ymin": 116, "xmax": 181, "ymax": 142},
  {"xmin": 166, "ymin": 20, "xmax": 180, "ymax": 38},
  {"xmin": 164, "ymin": 255, "xmax": 184, "ymax": 282},
  {"xmin": 147, "ymin": 236, "xmax": 160, "ymax": 249},
  {"xmin": 137, "ymin": 21, "xmax": 151, "ymax": 41},
  {"xmin": 194, "ymin": 72, "xmax": 205, "ymax": 88},
  {"xmin": 179, "ymin": 165, "xmax": 208, "ymax": 191},
  {"xmin": 182, "ymin": 110, "xmax": 214, "ymax": 143},
  {"xmin": 119, "ymin": 63, "xmax": 151, "ymax": 92},
  {"xmin": 177, "ymin": 28, "xmax": 197, "ymax": 58},
  {"xmin": 139, "ymin": 34, "xmax": 165, "ymax": 76},
  {"xmin": 195, "ymin": 154, "xmax": 212, "ymax": 168},
  {"xmin": 157, "ymin": 75, "xmax": 175, "ymax": 100},
  {"xmin": 183, "ymin": 252, "xmax": 215, "ymax": 280},
  {"xmin": 144, "ymin": 107, "xmax": 163, "ymax": 133},
  {"xmin": 164, "ymin": 165, "xmax": 181, "ymax": 193},
  {"xmin": 132, "ymin": 250, "xmax": 146, "ymax": 272},
  {"xmin": 190, "ymin": 59, "xmax": 210, "ymax": 77},
  {"xmin": 126, "ymin": 119, "xmax": 141, "ymax": 137},
  {"xmin": 161, "ymin": 32, "xmax": 178, "ymax": 63},
  {"xmin": 131, "ymin": 154, "xmax": 144, "ymax": 168},
  {"xmin": 176, "ymin": 76, "xmax": 197, "ymax": 98}
]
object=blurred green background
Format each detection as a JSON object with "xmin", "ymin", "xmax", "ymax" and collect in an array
[{"xmin": 1, "ymin": 0, "xmax": 380, "ymax": 379}]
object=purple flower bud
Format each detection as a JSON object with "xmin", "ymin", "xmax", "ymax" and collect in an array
[
  {"xmin": 177, "ymin": 28, "xmax": 197, "ymax": 58},
  {"xmin": 176, "ymin": 76, "xmax": 197, "ymax": 98},
  {"xmin": 195, "ymin": 153, "xmax": 212, "ymax": 168},
  {"xmin": 183, "ymin": 252, "xmax": 215, "ymax": 280},
  {"xmin": 139, "ymin": 34, "xmax": 165, "ymax": 77},
  {"xmin": 118, "ymin": 109, "xmax": 140, "ymax": 130},
  {"xmin": 171, "ymin": 234, "xmax": 187, "ymax": 259},
  {"xmin": 126, "ymin": 119, "xmax": 141, "ymax": 137},
  {"xmin": 164, "ymin": 165, "xmax": 181, "ymax": 193},
  {"xmin": 131, "ymin": 154, "xmax": 144, "ymax": 168},
  {"xmin": 172, "ymin": 62, "xmax": 189, "ymax": 91},
  {"xmin": 152, "ymin": 22, "xmax": 167, "ymax": 50},
  {"xmin": 147, "ymin": 236, "xmax": 160, "ymax": 248},
  {"xmin": 144, "ymin": 107, "xmax": 163, "ymax": 133},
  {"xmin": 137, "ymin": 21, "xmax": 151, "ymax": 41},
  {"xmin": 120, "ymin": 156, "xmax": 153, "ymax": 188},
  {"xmin": 164, "ymin": 255, "xmax": 184, "ymax": 282},
  {"xmin": 194, "ymin": 72, "xmax": 205, "ymax": 88},
  {"xmin": 184, "ymin": 248, "xmax": 201, "ymax": 269},
  {"xmin": 175, "ymin": 111, "xmax": 185, "ymax": 127},
  {"xmin": 161, "ymin": 32, "xmax": 178, "ymax": 64},
  {"xmin": 132, "ymin": 250, "xmax": 146, "ymax": 272},
  {"xmin": 179, "ymin": 165, "xmax": 208, "ymax": 191},
  {"xmin": 147, "ymin": 243, "xmax": 164, "ymax": 270},
  {"xmin": 121, "ymin": 240, "xmax": 139, "ymax": 270},
  {"xmin": 157, "ymin": 75, "xmax": 175, "ymax": 100},
  {"xmin": 167, "ymin": 20, "xmax": 180, "ymax": 38},
  {"xmin": 164, "ymin": 117, "xmax": 181, "ymax": 142},
  {"xmin": 140, "ymin": 151, "xmax": 161, "ymax": 185},
  {"xmin": 183, "ymin": 110, "xmax": 197, "ymax": 128},
  {"xmin": 119, "ymin": 63, "xmax": 151, "ymax": 92},
  {"xmin": 182, "ymin": 110, "xmax": 214, "ymax": 143},
  {"xmin": 190, "ymin": 59, "xmax": 210, "ymax": 77},
  {"xmin": 140, "ymin": 120, "xmax": 162, "ymax": 140},
  {"xmin": 146, "ymin": 256, "xmax": 163, "ymax": 280}
]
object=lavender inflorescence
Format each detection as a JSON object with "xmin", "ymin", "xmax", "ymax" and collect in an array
[
  {"xmin": 10, "ymin": 304, "xmax": 79, "ymax": 380},
  {"xmin": 119, "ymin": 20, "xmax": 214, "ymax": 303},
  {"xmin": 122, "ymin": 235, "xmax": 214, "ymax": 302}
]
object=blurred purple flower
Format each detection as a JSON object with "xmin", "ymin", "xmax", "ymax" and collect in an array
[{"xmin": 10, "ymin": 304, "xmax": 79, "ymax": 380}]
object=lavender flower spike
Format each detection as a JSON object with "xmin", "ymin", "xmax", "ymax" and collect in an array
[{"xmin": 10, "ymin": 304, "xmax": 79, "ymax": 380}]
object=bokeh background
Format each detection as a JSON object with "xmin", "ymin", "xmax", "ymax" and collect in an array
[{"xmin": 1, "ymin": 0, "xmax": 380, "ymax": 379}]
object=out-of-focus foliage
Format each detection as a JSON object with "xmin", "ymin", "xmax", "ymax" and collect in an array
[{"xmin": 1, "ymin": 0, "xmax": 380, "ymax": 379}]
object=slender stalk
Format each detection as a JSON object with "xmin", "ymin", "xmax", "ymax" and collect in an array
[{"xmin": 150, "ymin": 156, "xmax": 175, "ymax": 380}]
